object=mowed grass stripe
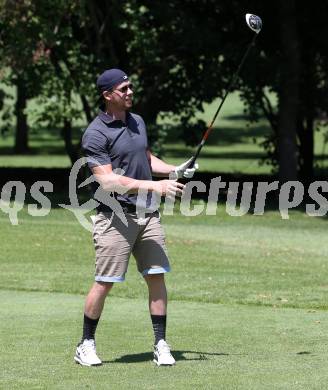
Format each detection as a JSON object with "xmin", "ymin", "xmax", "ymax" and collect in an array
[
  {"xmin": 1, "ymin": 290, "xmax": 328, "ymax": 390},
  {"xmin": 1, "ymin": 208, "xmax": 328, "ymax": 309}
]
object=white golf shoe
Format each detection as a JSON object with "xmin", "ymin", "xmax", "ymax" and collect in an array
[
  {"xmin": 74, "ymin": 339, "xmax": 102, "ymax": 366},
  {"xmin": 153, "ymin": 339, "xmax": 176, "ymax": 366}
]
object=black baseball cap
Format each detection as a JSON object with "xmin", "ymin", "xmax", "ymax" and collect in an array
[{"xmin": 96, "ymin": 69, "xmax": 129, "ymax": 92}]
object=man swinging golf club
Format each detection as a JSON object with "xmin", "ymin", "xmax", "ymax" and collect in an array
[{"xmin": 74, "ymin": 68, "xmax": 199, "ymax": 367}]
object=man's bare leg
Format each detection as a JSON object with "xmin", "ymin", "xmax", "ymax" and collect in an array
[
  {"xmin": 74, "ymin": 282, "xmax": 113, "ymax": 366},
  {"xmin": 84, "ymin": 281, "xmax": 113, "ymax": 319},
  {"xmin": 144, "ymin": 274, "xmax": 167, "ymax": 315},
  {"xmin": 145, "ymin": 273, "xmax": 175, "ymax": 365}
]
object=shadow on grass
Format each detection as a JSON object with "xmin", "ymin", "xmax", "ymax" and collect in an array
[
  {"xmin": 0, "ymin": 126, "xmax": 82, "ymax": 156},
  {"xmin": 223, "ymin": 114, "xmax": 253, "ymax": 121},
  {"xmin": 103, "ymin": 350, "xmax": 313, "ymax": 365},
  {"xmin": 0, "ymin": 146, "xmax": 70, "ymax": 156},
  {"xmin": 164, "ymin": 148, "xmax": 265, "ymax": 159},
  {"xmin": 206, "ymin": 124, "xmax": 271, "ymax": 146},
  {"xmin": 105, "ymin": 350, "xmax": 229, "ymax": 364},
  {"xmin": 165, "ymin": 123, "xmax": 272, "ymax": 146}
]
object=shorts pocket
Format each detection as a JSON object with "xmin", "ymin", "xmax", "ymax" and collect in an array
[{"xmin": 93, "ymin": 212, "xmax": 114, "ymax": 240}]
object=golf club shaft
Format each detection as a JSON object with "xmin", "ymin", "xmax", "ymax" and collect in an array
[{"xmin": 188, "ymin": 33, "xmax": 259, "ymax": 168}]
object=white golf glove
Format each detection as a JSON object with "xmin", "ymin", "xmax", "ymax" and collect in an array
[{"xmin": 173, "ymin": 157, "xmax": 199, "ymax": 179}]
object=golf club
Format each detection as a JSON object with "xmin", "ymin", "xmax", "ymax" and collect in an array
[{"xmin": 187, "ymin": 14, "xmax": 262, "ymax": 168}]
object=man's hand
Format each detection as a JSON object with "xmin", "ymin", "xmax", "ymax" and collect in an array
[
  {"xmin": 153, "ymin": 180, "xmax": 185, "ymax": 199},
  {"xmin": 172, "ymin": 157, "xmax": 199, "ymax": 180}
]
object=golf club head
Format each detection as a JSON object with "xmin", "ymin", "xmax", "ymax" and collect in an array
[{"xmin": 245, "ymin": 14, "xmax": 262, "ymax": 34}]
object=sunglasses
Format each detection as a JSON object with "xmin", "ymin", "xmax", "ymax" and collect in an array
[{"xmin": 113, "ymin": 83, "xmax": 133, "ymax": 94}]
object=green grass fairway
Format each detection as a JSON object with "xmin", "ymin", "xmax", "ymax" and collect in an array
[
  {"xmin": 1, "ymin": 206, "xmax": 328, "ymax": 388},
  {"xmin": 1, "ymin": 290, "xmax": 328, "ymax": 390}
]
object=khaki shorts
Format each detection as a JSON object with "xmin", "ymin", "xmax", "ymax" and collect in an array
[{"xmin": 92, "ymin": 211, "xmax": 170, "ymax": 282}]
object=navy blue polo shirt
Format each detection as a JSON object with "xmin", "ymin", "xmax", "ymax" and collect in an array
[{"xmin": 82, "ymin": 110, "xmax": 153, "ymax": 210}]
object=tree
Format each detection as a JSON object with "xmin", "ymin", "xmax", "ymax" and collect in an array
[
  {"xmin": 6, "ymin": 0, "xmax": 242, "ymax": 159},
  {"xmin": 2, "ymin": 0, "xmax": 327, "ymax": 180},
  {"xmin": 238, "ymin": 1, "xmax": 328, "ymax": 181},
  {"xmin": 0, "ymin": 0, "xmax": 51, "ymax": 153},
  {"xmin": 0, "ymin": 0, "xmax": 95, "ymax": 159}
]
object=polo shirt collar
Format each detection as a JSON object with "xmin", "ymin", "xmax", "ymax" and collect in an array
[{"xmin": 98, "ymin": 110, "xmax": 131, "ymax": 125}]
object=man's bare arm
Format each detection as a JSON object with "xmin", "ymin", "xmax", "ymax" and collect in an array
[
  {"xmin": 91, "ymin": 164, "xmax": 184, "ymax": 197},
  {"xmin": 148, "ymin": 152, "xmax": 176, "ymax": 177}
]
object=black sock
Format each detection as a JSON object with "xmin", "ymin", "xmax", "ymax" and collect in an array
[
  {"xmin": 151, "ymin": 314, "xmax": 166, "ymax": 345},
  {"xmin": 82, "ymin": 314, "xmax": 100, "ymax": 341}
]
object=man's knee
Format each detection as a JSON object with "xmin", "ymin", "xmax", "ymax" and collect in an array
[
  {"xmin": 144, "ymin": 273, "xmax": 164, "ymax": 281},
  {"xmin": 94, "ymin": 281, "xmax": 114, "ymax": 295},
  {"xmin": 144, "ymin": 274, "xmax": 166, "ymax": 289}
]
